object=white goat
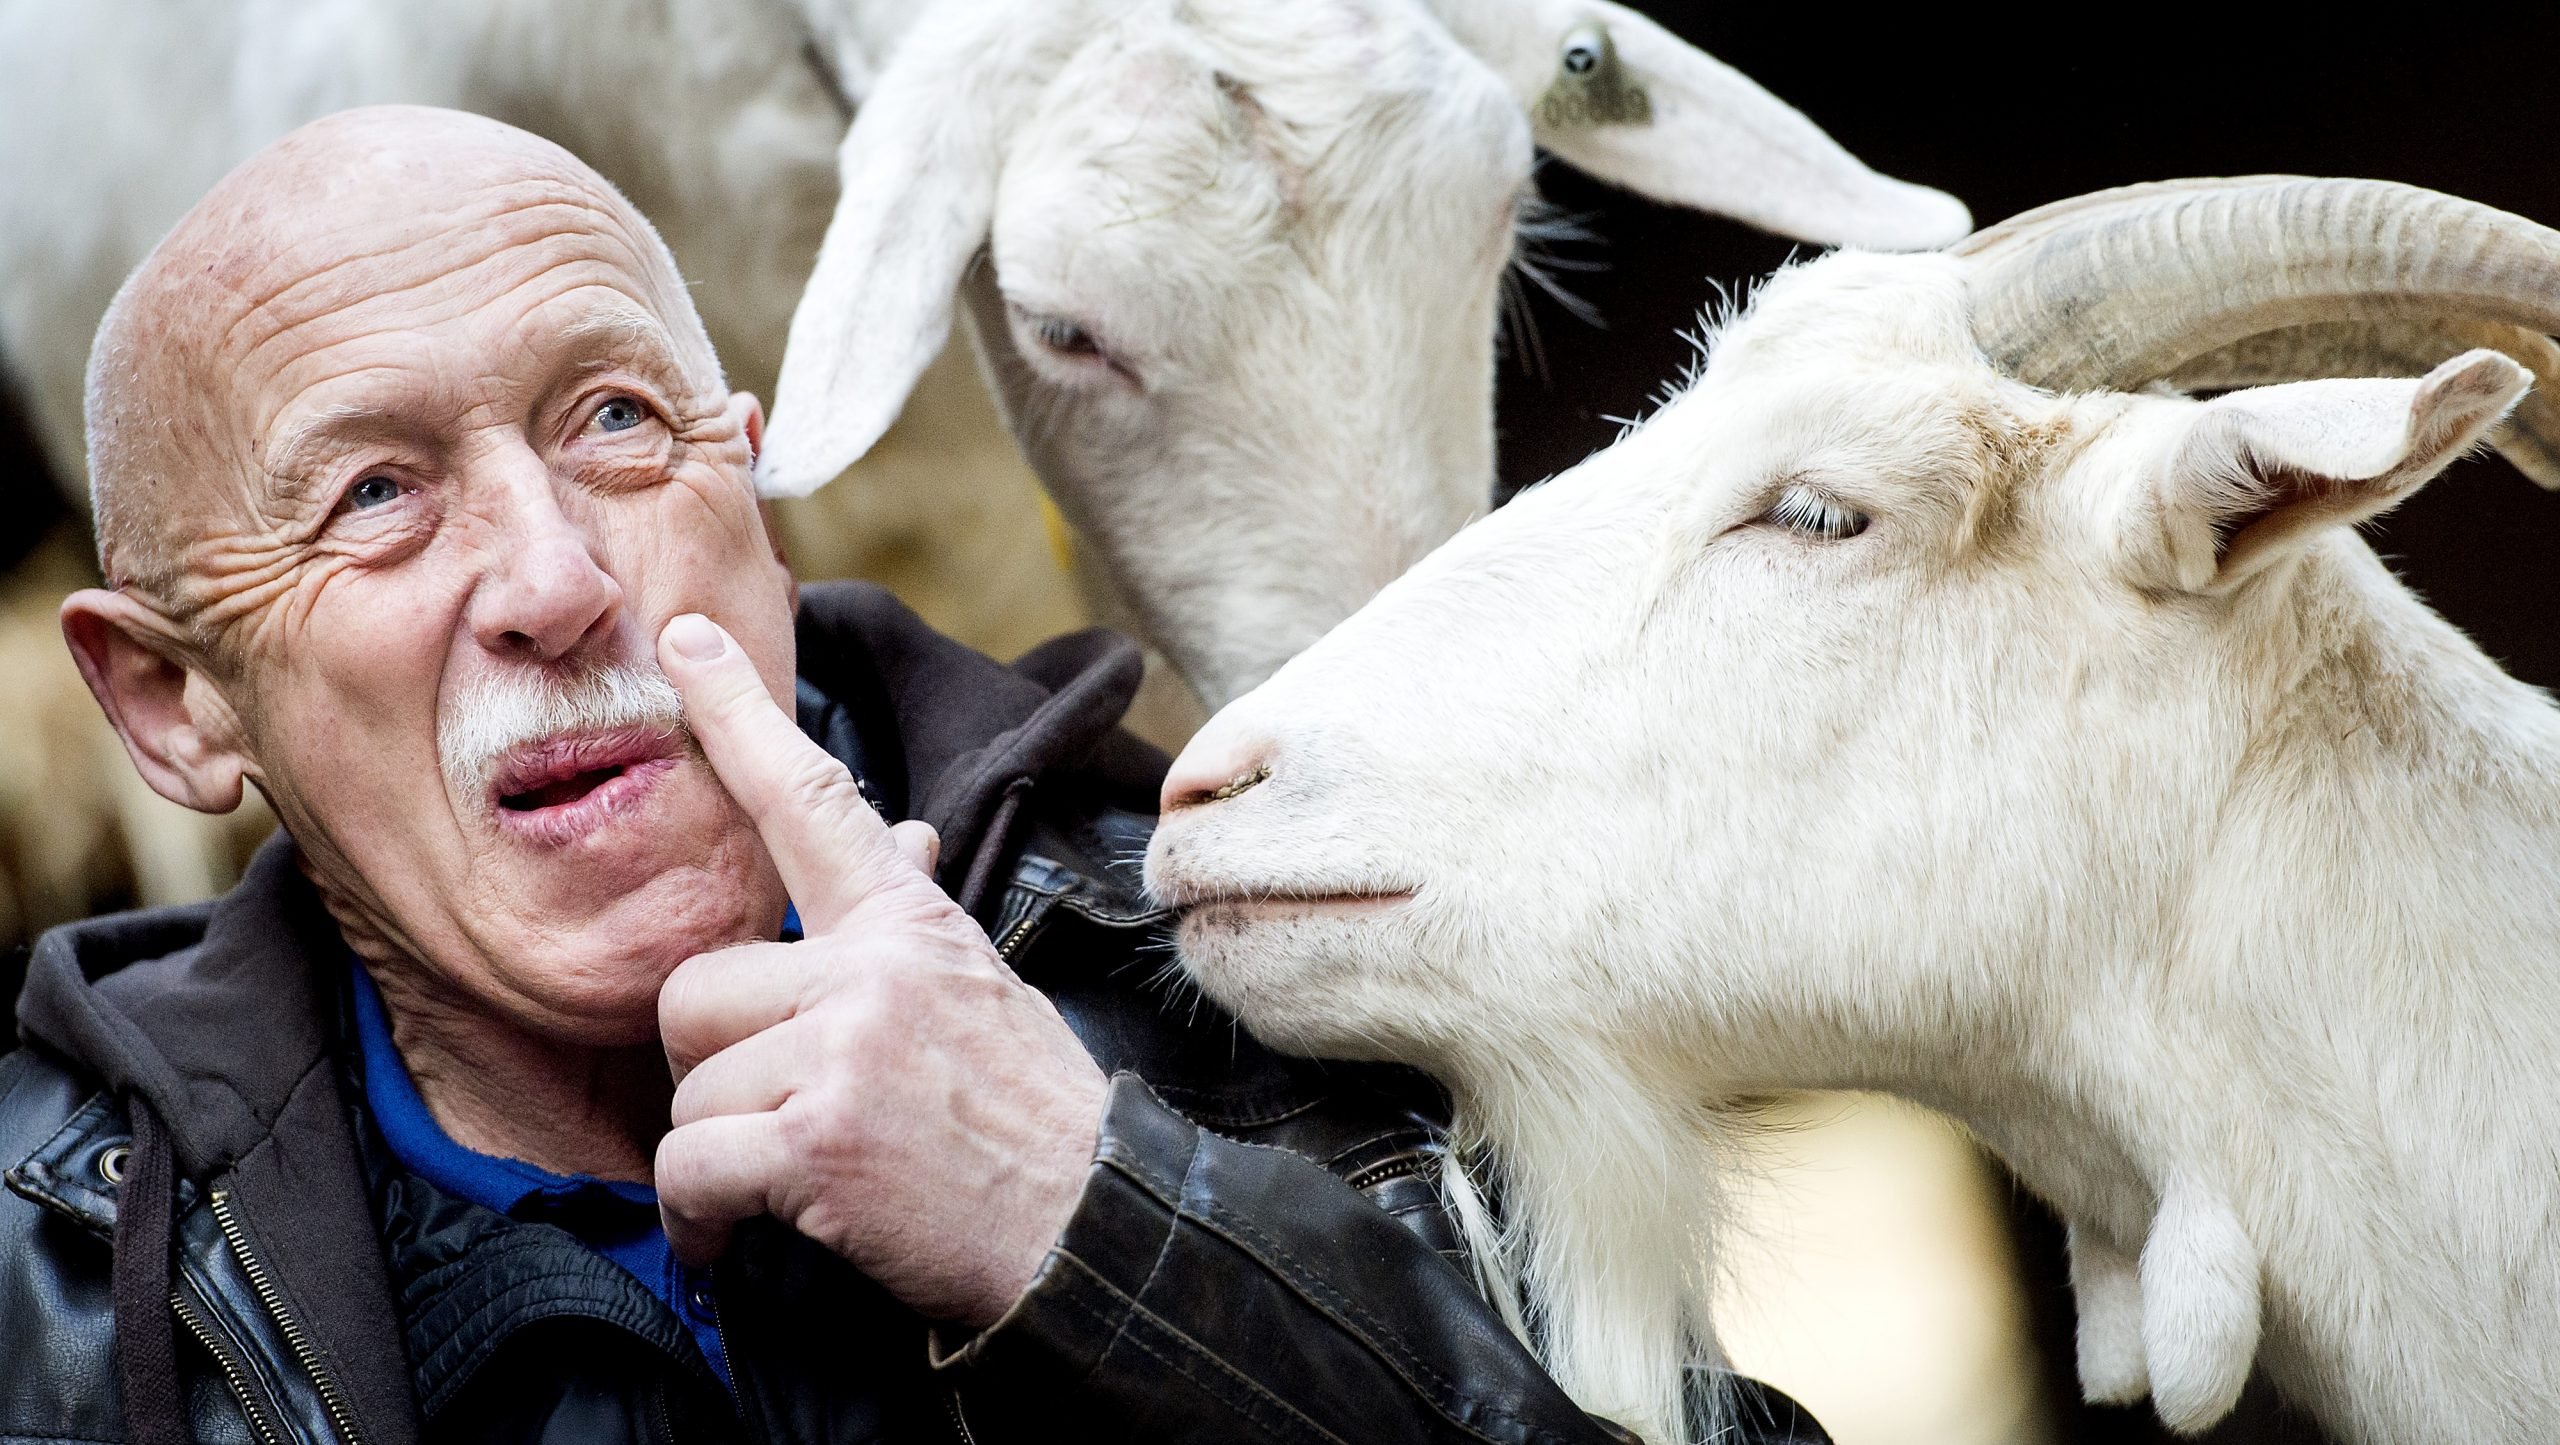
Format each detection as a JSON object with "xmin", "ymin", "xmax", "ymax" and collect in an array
[
  {"xmin": 743, "ymin": 0, "xmax": 1972, "ymax": 707},
  {"xmin": 1147, "ymin": 177, "xmax": 2560, "ymax": 1445},
  {"xmin": 0, "ymin": 0, "xmax": 1964, "ymax": 712}
]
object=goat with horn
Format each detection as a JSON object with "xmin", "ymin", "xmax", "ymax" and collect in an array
[{"xmin": 1149, "ymin": 176, "xmax": 2560, "ymax": 1445}]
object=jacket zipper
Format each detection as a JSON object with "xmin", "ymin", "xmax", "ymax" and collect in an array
[
  {"xmin": 994, "ymin": 913, "xmax": 1043, "ymax": 963},
  {"xmin": 209, "ymin": 1190, "xmax": 368, "ymax": 1445},
  {"xmin": 649, "ymin": 1379, "xmax": 676, "ymax": 1445},
  {"xmin": 172, "ymin": 1286, "xmax": 287, "ymax": 1445},
  {"xmin": 945, "ymin": 1388, "xmax": 980, "ymax": 1445},
  {"xmin": 707, "ymin": 1278, "xmax": 736, "ymax": 1391}
]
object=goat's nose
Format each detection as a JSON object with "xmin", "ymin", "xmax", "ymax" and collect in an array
[{"xmin": 1161, "ymin": 728, "xmax": 1275, "ymax": 814}]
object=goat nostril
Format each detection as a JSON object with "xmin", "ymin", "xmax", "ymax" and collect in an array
[
  {"xmin": 1170, "ymin": 762, "xmax": 1272, "ymax": 812},
  {"xmin": 1206, "ymin": 764, "xmax": 1270, "ymax": 802}
]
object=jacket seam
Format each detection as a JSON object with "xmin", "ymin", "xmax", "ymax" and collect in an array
[
  {"xmin": 1099, "ymin": 1145, "xmax": 1572, "ymax": 1445},
  {"xmin": 1146, "ymin": 1089, "xmax": 1330, "ymax": 1131},
  {"xmin": 1090, "ymin": 1119, "xmax": 1202, "ymax": 1379},
  {"xmin": 1040, "ymin": 1251, "xmax": 1352, "ymax": 1445}
]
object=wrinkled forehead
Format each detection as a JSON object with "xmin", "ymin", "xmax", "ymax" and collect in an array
[
  {"xmin": 194, "ymin": 176, "xmax": 698, "ymax": 410},
  {"xmin": 995, "ymin": 0, "xmax": 1526, "ymax": 278}
]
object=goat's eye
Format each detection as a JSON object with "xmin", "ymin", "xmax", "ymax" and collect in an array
[
  {"xmin": 1759, "ymin": 485, "xmax": 1869, "ymax": 541},
  {"xmin": 591, "ymin": 396, "xmax": 648, "ymax": 434},
  {"xmin": 1033, "ymin": 316, "xmax": 1101, "ymax": 357},
  {"xmin": 342, "ymin": 475, "xmax": 403, "ymax": 513}
]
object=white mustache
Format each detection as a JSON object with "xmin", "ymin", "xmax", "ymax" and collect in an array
[{"xmin": 438, "ymin": 660, "xmax": 686, "ymax": 800}]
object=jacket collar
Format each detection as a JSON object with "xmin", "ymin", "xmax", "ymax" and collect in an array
[{"xmin": 790, "ymin": 581, "xmax": 1162, "ymax": 900}]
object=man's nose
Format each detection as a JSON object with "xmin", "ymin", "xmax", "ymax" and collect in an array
[{"xmin": 468, "ymin": 479, "xmax": 624, "ymax": 662}]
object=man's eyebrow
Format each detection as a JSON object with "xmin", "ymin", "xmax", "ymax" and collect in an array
[
  {"xmin": 261, "ymin": 402, "xmax": 397, "ymax": 501},
  {"xmin": 554, "ymin": 305, "xmax": 685, "ymax": 369}
]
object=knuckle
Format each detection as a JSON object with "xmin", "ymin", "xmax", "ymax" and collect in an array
[
  {"xmin": 776, "ymin": 754, "xmax": 870, "ymax": 827},
  {"xmin": 774, "ymin": 1092, "xmax": 853, "ymax": 1166}
]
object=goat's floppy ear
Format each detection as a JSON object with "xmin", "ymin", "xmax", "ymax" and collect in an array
[
  {"xmin": 1433, "ymin": 0, "xmax": 1968, "ymax": 251},
  {"xmin": 756, "ymin": 25, "xmax": 1005, "ymax": 499},
  {"xmin": 2153, "ymin": 349, "xmax": 2527, "ymax": 592}
]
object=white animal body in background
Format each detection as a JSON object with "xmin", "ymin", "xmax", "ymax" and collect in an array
[
  {"xmin": 1146, "ymin": 177, "xmax": 2560, "ymax": 1445},
  {"xmin": 0, "ymin": 0, "xmax": 1963, "ymax": 714}
]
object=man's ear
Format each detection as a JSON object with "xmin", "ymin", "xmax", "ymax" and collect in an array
[
  {"xmin": 2155, "ymin": 348, "xmax": 2528, "ymax": 592},
  {"xmin": 60, "ymin": 590, "xmax": 249, "ymax": 814},
  {"xmin": 737, "ymin": 390, "xmax": 764, "ymax": 463}
]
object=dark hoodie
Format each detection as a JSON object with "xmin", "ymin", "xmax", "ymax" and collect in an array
[{"xmin": 0, "ymin": 581, "xmax": 1827, "ymax": 1445}]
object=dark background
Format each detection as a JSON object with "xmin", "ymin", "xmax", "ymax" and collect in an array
[
  {"xmin": 1497, "ymin": 8, "xmax": 2560, "ymax": 695},
  {"xmin": 1491, "ymin": 10, "xmax": 2560, "ymax": 1439}
]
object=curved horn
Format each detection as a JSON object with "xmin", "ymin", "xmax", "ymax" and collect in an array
[
  {"xmin": 1959, "ymin": 177, "xmax": 2560, "ymax": 400},
  {"xmin": 2167, "ymin": 319, "xmax": 2560, "ymax": 489}
]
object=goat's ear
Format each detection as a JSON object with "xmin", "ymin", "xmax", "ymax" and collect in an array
[
  {"xmin": 2152, "ymin": 349, "xmax": 2527, "ymax": 592},
  {"xmin": 1433, "ymin": 0, "xmax": 1968, "ymax": 251},
  {"xmin": 756, "ymin": 29, "xmax": 1004, "ymax": 500}
]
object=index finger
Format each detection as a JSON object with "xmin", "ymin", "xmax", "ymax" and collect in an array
[{"xmin": 659, "ymin": 611, "xmax": 904, "ymax": 932}]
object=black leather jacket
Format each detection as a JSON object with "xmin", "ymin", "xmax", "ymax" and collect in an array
[{"xmin": 0, "ymin": 583, "xmax": 1826, "ymax": 1445}]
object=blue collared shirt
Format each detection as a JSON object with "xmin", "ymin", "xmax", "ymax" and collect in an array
[{"xmin": 349, "ymin": 963, "xmax": 731, "ymax": 1389}]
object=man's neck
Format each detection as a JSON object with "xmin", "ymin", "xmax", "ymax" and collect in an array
[{"xmin": 359, "ymin": 955, "xmax": 673, "ymax": 1183}]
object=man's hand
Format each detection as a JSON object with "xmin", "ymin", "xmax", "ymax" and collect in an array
[{"xmin": 651, "ymin": 612, "xmax": 1109, "ymax": 1327}]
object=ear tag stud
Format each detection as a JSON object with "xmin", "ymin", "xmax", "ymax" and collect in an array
[{"xmin": 1538, "ymin": 23, "xmax": 1651, "ymax": 129}]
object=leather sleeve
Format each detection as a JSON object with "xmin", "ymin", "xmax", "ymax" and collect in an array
[{"xmin": 940, "ymin": 1072, "xmax": 1645, "ymax": 1445}]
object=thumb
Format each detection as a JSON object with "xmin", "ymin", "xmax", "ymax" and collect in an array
[{"xmin": 887, "ymin": 819, "xmax": 941, "ymax": 878}]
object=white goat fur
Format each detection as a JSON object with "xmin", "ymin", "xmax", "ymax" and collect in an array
[
  {"xmin": 1, "ymin": 0, "xmax": 1964, "ymax": 713},
  {"xmin": 1149, "ymin": 249, "xmax": 2560, "ymax": 1444},
  {"xmin": 749, "ymin": 0, "xmax": 1969, "ymax": 707}
]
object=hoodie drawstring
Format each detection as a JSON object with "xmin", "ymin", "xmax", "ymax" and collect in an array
[
  {"xmin": 113, "ymin": 1094, "xmax": 189, "ymax": 1444},
  {"xmin": 956, "ymin": 779, "xmax": 1031, "ymax": 919}
]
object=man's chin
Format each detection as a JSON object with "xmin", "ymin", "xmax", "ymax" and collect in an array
[
  {"xmin": 463, "ymin": 763, "xmax": 782, "ymax": 1017},
  {"xmin": 495, "ymin": 867, "xmax": 774, "ymax": 1047}
]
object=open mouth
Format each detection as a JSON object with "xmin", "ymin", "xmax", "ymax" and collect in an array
[
  {"xmin": 487, "ymin": 727, "xmax": 684, "ymax": 845},
  {"xmin": 501, "ymin": 766, "xmax": 629, "ymax": 812}
]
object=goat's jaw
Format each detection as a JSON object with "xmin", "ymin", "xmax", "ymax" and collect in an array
[{"xmin": 1160, "ymin": 897, "xmax": 1421, "ymax": 1062}]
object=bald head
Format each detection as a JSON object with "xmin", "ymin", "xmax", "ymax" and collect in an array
[{"xmin": 85, "ymin": 106, "xmax": 723, "ymax": 604}]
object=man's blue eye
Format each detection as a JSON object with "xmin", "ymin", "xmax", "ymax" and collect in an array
[
  {"xmin": 595, "ymin": 397, "xmax": 646, "ymax": 433},
  {"xmin": 346, "ymin": 476, "xmax": 401, "ymax": 511}
]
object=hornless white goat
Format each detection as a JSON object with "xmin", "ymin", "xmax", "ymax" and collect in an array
[
  {"xmin": 1147, "ymin": 178, "xmax": 2560, "ymax": 1445},
  {"xmin": 0, "ymin": 0, "xmax": 1964, "ymax": 712}
]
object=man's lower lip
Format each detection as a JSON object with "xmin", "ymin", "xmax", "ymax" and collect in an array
[{"xmin": 492, "ymin": 756, "xmax": 680, "ymax": 847}]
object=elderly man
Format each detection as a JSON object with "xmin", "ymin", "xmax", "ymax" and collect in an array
[{"xmin": 0, "ymin": 107, "xmax": 1821, "ymax": 1443}]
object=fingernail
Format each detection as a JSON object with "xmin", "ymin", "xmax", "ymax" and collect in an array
[{"xmin": 665, "ymin": 613, "xmax": 727, "ymax": 661}]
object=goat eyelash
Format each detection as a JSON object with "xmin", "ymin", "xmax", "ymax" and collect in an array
[
  {"xmin": 1009, "ymin": 303, "xmax": 1141, "ymax": 389},
  {"xmin": 1033, "ymin": 316, "xmax": 1100, "ymax": 356},
  {"xmin": 1759, "ymin": 484, "xmax": 1870, "ymax": 541}
]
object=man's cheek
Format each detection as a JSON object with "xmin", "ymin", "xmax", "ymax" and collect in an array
[{"xmin": 605, "ymin": 476, "xmax": 795, "ymax": 644}]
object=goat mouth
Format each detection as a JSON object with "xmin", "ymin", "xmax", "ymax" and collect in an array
[{"xmin": 1178, "ymin": 888, "xmax": 1418, "ymax": 918}]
